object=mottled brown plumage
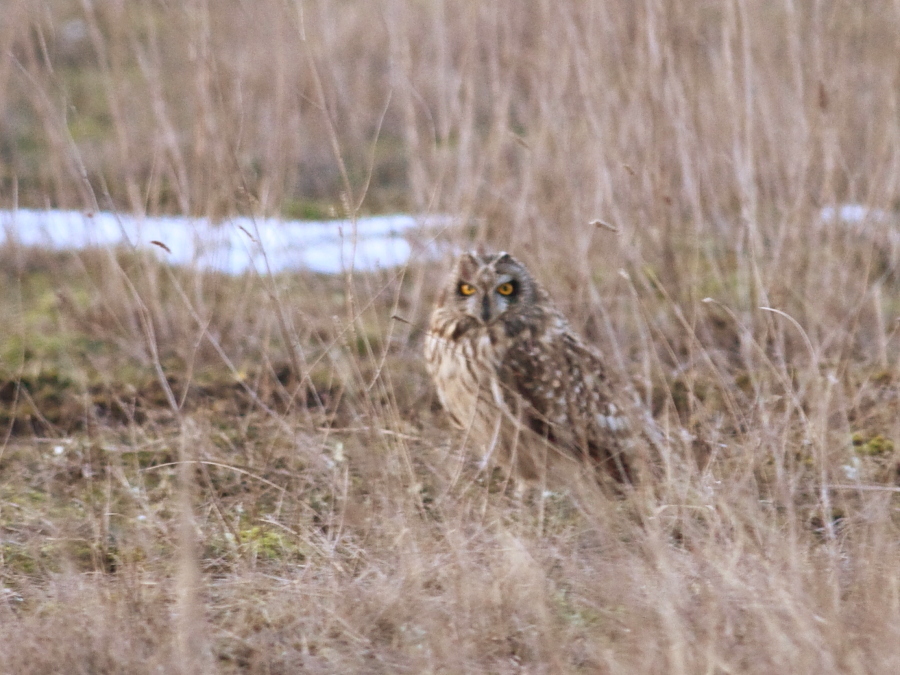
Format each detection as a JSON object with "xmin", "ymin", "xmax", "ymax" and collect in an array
[{"xmin": 424, "ymin": 251, "xmax": 638, "ymax": 486}]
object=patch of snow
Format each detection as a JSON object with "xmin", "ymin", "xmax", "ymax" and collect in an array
[
  {"xmin": 819, "ymin": 204, "xmax": 900, "ymax": 268},
  {"xmin": 841, "ymin": 457, "xmax": 861, "ymax": 481},
  {"xmin": 0, "ymin": 209, "xmax": 454, "ymax": 275},
  {"xmin": 820, "ymin": 204, "xmax": 890, "ymax": 224}
]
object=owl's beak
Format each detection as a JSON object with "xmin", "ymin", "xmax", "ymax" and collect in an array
[{"xmin": 480, "ymin": 295, "xmax": 492, "ymax": 323}]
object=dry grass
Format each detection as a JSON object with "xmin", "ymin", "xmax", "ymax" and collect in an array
[{"xmin": 2, "ymin": 0, "xmax": 900, "ymax": 672}]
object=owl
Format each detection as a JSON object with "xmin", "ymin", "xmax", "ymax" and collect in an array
[{"xmin": 424, "ymin": 251, "xmax": 641, "ymax": 487}]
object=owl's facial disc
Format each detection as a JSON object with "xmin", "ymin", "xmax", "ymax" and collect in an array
[
  {"xmin": 448, "ymin": 253, "xmax": 527, "ymax": 326},
  {"xmin": 453, "ymin": 274, "xmax": 519, "ymax": 324}
]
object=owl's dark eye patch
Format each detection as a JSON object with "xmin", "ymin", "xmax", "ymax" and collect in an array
[
  {"xmin": 496, "ymin": 281, "xmax": 517, "ymax": 297},
  {"xmin": 458, "ymin": 282, "xmax": 477, "ymax": 296}
]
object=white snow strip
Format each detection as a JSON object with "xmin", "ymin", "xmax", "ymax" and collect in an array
[
  {"xmin": 819, "ymin": 204, "xmax": 900, "ymax": 256},
  {"xmin": 820, "ymin": 204, "xmax": 890, "ymax": 224},
  {"xmin": 0, "ymin": 209, "xmax": 454, "ymax": 275}
]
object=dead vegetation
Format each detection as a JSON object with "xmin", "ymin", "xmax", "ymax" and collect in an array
[{"xmin": 1, "ymin": 1, "xmax": 900, "ymax": 673}]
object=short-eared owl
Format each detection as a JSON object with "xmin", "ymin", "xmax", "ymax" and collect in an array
[{"xmin": 424, "ymin": 252, "xmax": 636, "ymax": 485}]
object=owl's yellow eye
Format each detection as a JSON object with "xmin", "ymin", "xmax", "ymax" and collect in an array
[
  {"xmin": 496, "ymin": 282, "xmax": 516, "ymax": 296},
  {"xmin": 458, "ymin": 282, "xmax": 476, "ymax": 296}
]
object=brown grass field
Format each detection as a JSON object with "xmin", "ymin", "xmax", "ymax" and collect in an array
[{"xmin": 2, "ymin": 1, "xmax": 900, "ymax": 672}]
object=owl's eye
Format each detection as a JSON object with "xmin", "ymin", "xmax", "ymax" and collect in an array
[
  {"xmin": 496, "ymin": 282, "xmax": 516, "ymax": 296},
  {"xmin": 458, "ymin": 282, "xmax": 477, "ymax": 296}
]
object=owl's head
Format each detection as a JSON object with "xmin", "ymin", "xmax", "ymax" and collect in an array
[{"xmin": 438, "ymin": 252, "xmax": 546, "ymax": 324}]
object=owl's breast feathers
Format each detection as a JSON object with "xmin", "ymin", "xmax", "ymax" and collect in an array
[{"xmin": 424, "ymin": 307, "xmax": 506, "ymax": 430}]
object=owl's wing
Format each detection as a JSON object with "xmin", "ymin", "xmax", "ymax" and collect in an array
[{"xmin": 497, "ymin": 331, "xmax": 633, "ymax": 482}]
